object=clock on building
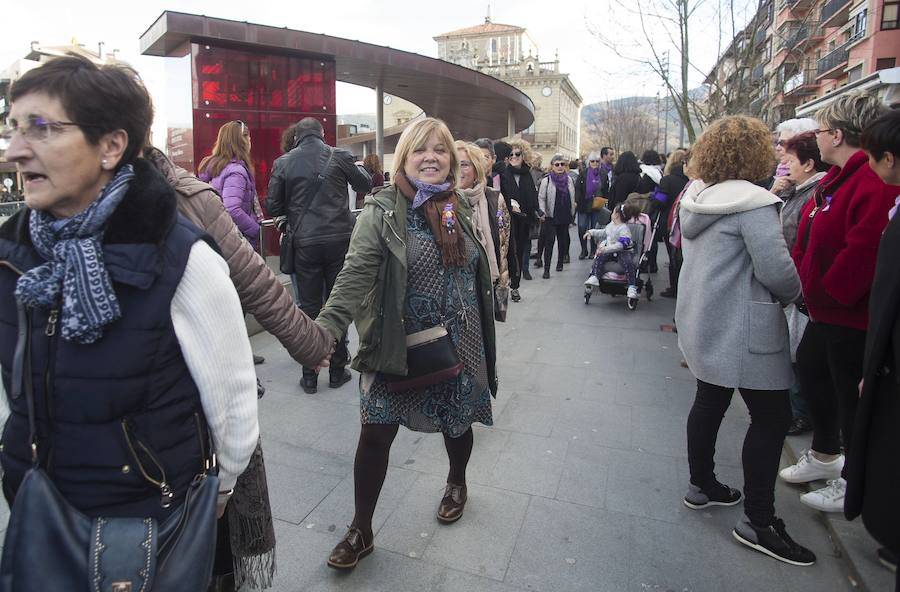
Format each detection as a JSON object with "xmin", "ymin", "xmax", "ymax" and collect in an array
[
  {"xmin": 541, "ymin": 86, "xmax": 553, "ymax": 97},
  {"xmin": 383, "ymin": 95, "xmax": 393, "ymax": 105}
]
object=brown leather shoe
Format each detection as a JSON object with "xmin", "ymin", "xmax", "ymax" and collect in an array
[
  {"xmin": 437, "ymin": 483, "xmax": 467, "ymax": 523},
  {"xmin": 327, "ymin": 526, "xmax": 373, "ymax": 569}
]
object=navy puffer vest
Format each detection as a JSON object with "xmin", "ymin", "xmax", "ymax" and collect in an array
[{"xmin": 0, "ymin": 159, "xmax": 214, "ymax": 521}]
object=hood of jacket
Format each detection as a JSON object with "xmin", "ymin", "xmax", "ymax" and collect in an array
[
  {"xmin": 640, "ymin": 164, "xmax": 662, "ymax": 184},
  {"xmin": 680, "ymin": 179, "xmax": 782, "ymax": 239}
]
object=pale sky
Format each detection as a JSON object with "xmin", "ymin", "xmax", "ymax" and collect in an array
[{"xmin": 4, "ymin": 0, "xmax": 754, "ymax": 135}]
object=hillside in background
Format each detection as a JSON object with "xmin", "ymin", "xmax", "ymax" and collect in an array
[{"xmin": 581, "ymin": 88, "xmax": 706, "ymax": 154}]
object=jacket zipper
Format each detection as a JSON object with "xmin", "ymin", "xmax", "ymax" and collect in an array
[
  {"xmin": 43, "ymin": 309, "xmax": 59, "ymax": 473},
  {"xmin": 383, "ymin": 210, "xmax": 406, "ymax": 246}
]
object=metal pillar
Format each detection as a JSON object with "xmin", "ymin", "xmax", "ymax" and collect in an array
[
  {"xmin": 375, "ymin": 82, "xmax": 385, "ymax": 164},
  {"xmin": 507, "ymin": 109, "xmax": 516, "ymax": 138}
]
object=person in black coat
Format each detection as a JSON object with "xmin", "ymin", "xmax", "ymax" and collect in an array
[
  {"xmin": 657, "ymin": 149, "xmax": 690, "ymax": 297},
  {"xmin": 845, "ymin": 109, "xmax": 900, "ymax": 586},
  {"xmin": 499, "ymin": 140, "xmax": 540, "ymax": 300},
  {"xmin": 608, "ymin": 151, "xmax": 642, "ymax": 211}
]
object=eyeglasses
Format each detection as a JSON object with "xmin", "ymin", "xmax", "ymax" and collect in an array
[
  {"xmin": 510, "ymin": 151, "xmax": 523, "ymax": 157},
  {"xmin": 812, "ymin": 128, "xmax": 835, "ymax": 135},
  {"xmin": 0, "ymin": 116, "xmax": 99, "ymax": 143},
  {"xmin": 589, "ymin": 160, "xmax": 599, "ymax": 163},
  {"xmin": 774, "ymin": 140, "xmax": 786, "ymax": 147},
  {"xmin": 552, "ymin": 162, "xmax": 567, "ymax": 167}
]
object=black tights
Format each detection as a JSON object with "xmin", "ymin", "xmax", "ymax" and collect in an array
[{"xmin": 350, "ymin": 425, "xmax": 474, "ymax": 540}]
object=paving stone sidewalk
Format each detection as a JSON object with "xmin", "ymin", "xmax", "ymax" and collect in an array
[{"xmin": 246, "ymin": 237, "xmax": 864, "ymax": 592}]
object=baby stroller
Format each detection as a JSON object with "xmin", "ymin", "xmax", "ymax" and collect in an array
[{"xmin": 583, "ymin": 213, "xmax": 658, "ymax": 310}]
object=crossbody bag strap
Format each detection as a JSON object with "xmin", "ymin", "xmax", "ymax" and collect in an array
[{"xmin": 292, "ymin": 146, "xmax": 335, "ymax": 237}]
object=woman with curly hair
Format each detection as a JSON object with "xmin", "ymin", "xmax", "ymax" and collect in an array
[{"xmin": 676, "ymin": 116, "xmax": 815, "ymax": 566}]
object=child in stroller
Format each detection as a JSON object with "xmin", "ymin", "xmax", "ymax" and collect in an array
[{"xmin": 583, "ymin": 202, "xmax": 643, "ymax": 300}]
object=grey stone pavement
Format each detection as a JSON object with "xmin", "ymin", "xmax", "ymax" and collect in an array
[{"xmin": 245, "ymin": 236, "xmax": 875, "ymax": 592}]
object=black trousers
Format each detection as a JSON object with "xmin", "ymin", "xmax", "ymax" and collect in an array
[
  {"xmin": 542, "ymin": 223, "xmax": 570, "ymax": 269},
  {"xmin": 294, "ymin": 240, "xmax": 350, "ymax": 376},
  {"xmin": 510, "ymin": 217, "xmax": 530, "ymax": 289},
  {"xmin": 686, "ymin": 380, "xmax": 792, "ymax": 527},
  {"xmin": 796, "ymin": 321, "xmax": 866, "ymax": 475}
]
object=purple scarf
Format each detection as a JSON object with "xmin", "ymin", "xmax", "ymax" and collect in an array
[
  {"xmin": 586, "ymin": 166, "xmax": 601, "ymax": 197},
  {"xmin": 410, "ymin": 177, "xmax": 452, "ymax": 209},
  {"xmin": 550, "ymin": 171, "xmax": 570, "ymax": 197}
]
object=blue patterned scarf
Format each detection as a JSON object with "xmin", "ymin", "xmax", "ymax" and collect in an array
[
  {"xmin": 15, "ymin": 164, "xmax": 135, "ymax": 344},
  {"xmin": 410, "ymin": 177, "xmax": 451, "ymax": 209}
]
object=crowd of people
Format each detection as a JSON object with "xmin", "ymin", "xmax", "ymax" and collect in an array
[{"xmin": 0, "ymin": 53, "xmax": 897, "ymax": 591}]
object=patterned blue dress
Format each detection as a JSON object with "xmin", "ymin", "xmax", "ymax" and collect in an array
[{"xmin": 360, "ymin": 204, "xmax": 493, "ymax": 438}]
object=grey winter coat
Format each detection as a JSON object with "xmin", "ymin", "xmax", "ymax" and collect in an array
[
  {"xmin": 777, "ymin": 171, "xmax": 826, "ymax": 250},
  {"xmin": 675, "ymin": 180, "xmax": 801, "ymax": 390}
]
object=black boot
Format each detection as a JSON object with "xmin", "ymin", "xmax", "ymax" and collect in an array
[
  {"xmin": 301, "ymin": 371, "xmax": 318, "ymax": 394},
  {"xmin": 329, "ymin": 368, "xmax": 352, "ymax": 388}
]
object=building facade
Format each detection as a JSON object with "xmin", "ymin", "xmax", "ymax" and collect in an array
[
  {"xmin": 434, "ymin": 18, "xmax": 583, "ymax": 163},
  {"xmin": 707, "ymin": 0, "xmax": 900, "ymax": 124}
]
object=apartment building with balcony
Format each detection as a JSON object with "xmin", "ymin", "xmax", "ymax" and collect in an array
[{"xmin": 707, "ymin": 0, "xmax": 899, "ymax": 124}]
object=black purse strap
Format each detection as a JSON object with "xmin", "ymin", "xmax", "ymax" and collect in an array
[{"xmin": 290, "ymin": 146, "xmax": 335, "ymax": 239}]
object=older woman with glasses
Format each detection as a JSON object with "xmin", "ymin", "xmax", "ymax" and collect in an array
[
  {"xmin": 537, "ymin": 154, "xmax": 576, "ymax": 277},
  {"xmin": 575, "ymin": 151, "xmax": 605, "ymax": 259},
  {"xmin": 0, "ymin": 56, "xmax": 258, "ymax": 589},
  {"xmin": 781, "ymin": 92, "xmax": 897, "ymax": 514}
]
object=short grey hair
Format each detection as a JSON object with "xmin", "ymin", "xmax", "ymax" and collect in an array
[
  {"xmin": 587, "ymin": 151, "xmax": 602, "ymax": 162},
  {"xmin": 550, "ymin": 153, "xmax": 567, "ymax": 164},
  {"xmin": 775, "ymin": 118, "xmax": 819, "ymax": 137}
]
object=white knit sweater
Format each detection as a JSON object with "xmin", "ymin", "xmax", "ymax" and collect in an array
[{"xmin": 0, "ymin": 241, "xmax": 259, "ymax": 492}]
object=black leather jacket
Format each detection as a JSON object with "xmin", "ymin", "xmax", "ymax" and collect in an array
[{"xmin": 266, "ymin": 133, "xmax": 371, "ymax": 247}]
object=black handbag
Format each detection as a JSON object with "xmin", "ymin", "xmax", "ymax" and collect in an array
[
  {"xmin": 0, "ymin": 303, "xmax": 220, "ymax": 592},
  {"xmin": 383, "ymin": 325, "xmax": 464, "ymax": 392},
  {"xmin": 278, "ymin": 222, "xmax": 294, "ymax": 274},
  {"xmin": 383, "ymin": 274, "xmax": 465, "ymax": 392},
  {"xmin": 278, "ymin": 147, "xmax": 335, "ymax": 275}
]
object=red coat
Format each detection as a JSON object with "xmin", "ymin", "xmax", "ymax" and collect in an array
[{"xmin": 792, "ymin": 150, "xmax": 899, "ymax": 330}]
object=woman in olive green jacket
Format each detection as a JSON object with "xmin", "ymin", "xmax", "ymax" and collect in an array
[{"xmin": 316, "ymin": 118, "xmax": 497, "ymax": 570}]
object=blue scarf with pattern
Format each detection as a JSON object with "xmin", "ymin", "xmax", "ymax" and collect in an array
[{"xmin": 15, "ymin": 164, "xmax": 135, "ymax": 344}]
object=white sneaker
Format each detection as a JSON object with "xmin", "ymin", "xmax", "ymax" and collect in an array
[
  {"xmin": 585, "ymin": 275, "xmax": 600, "ymax": 287},
  {"xmin": 779, "ymin": 450, "xmax": 844, "ymax": 484},
  {"xmin": 800, "ymin": 478, "xmax": 846, "ymax": 512},
  {"xmin": 627, "ymin": 285, "xmax": 638, "ymax": 298}
]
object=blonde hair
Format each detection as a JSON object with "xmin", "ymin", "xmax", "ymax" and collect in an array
[
  {"xmin": 816, "ymin": 91, "xmax": 886, "ymax": 148},
  {"xmin": 508, "ymin": 138, "xmax": 533, "ymax": 165},
  {"xmin": 690, "ymin": 116, "xmax": 774, "ymax": 184},
  {"xmin": 392, "ymin": 117, "xmax": 458, "ymax": 185},
  {"xmin": 198, "ymin": 120, "xmax": 253, "ymax": 178},
  {"xmin": 454, "ymin": 140, "xmax": 487, "ymax": 188},
  {"xmin": 664, "ymin": 149, "xmax": 689, "ymax": 176}
]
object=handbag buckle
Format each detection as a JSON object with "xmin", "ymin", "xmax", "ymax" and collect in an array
[
  {"xmin": 111, "ymin": 583, "xmax": 133, "ymax": 592},
  {"xmin": 160, "ymin": 482, "xmax": 174, "ymax": 509}
]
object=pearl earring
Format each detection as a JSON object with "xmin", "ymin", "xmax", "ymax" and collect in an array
[{"xmin": 102, "ymin": 159, "xmax": 108, "ymax": 167}]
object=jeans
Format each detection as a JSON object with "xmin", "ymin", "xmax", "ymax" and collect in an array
[
  {"xmin": 294, "ymin": 240, "xmax": 350, "ymax": 376},
  {"xmin": 687, "ymin": 380, "xmax": 792, "ymax": 527},
  {"xmin": 577, "ymin": 211, "xmax": 601, "ymax": 255},
  {"xmin": 796, "ymin": 321, "xmax": 866, "ymax": 477}
]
